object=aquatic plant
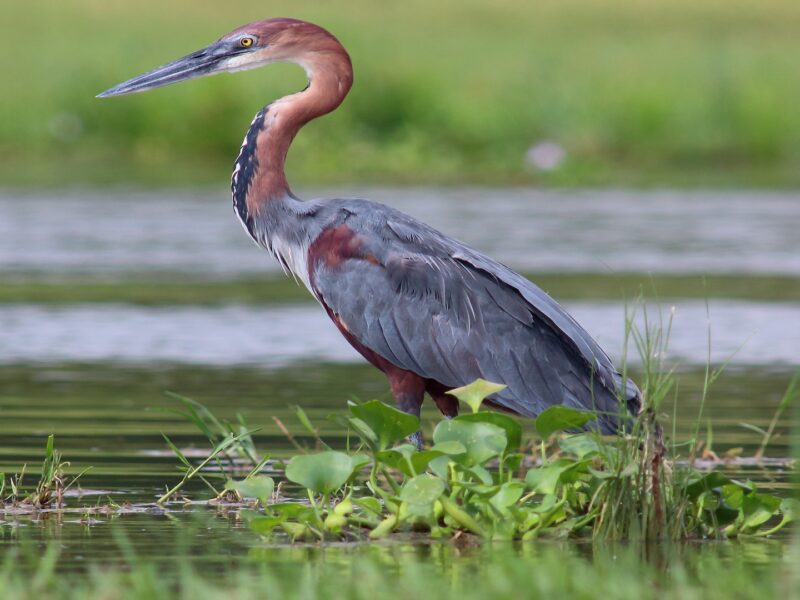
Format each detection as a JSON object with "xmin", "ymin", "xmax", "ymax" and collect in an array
[
  {"xmin": 230, "ymin": 380, "xmax": 795, "ymax": 542},
  {"xmin": 157, "ymin": 393, "xmax": 269, "ymax": 503},
  {"xmin": 1, "ymin": 435, "xmax": 88, "ymax": 509}
]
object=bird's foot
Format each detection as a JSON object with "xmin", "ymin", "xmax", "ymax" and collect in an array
[{"xmin": 407, "ymin": 431, "xmax": 423, "ymax": 451}]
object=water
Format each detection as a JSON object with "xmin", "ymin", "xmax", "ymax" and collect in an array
[
  {"xmin": 0, "ymin": 187, "xmax": 797, "ymax": 572},
  {"xmin": 2, "ymin": 188, "xmax": 800, "ymax": 276},
  {"xmin": 1, "ymin": 300, "xmax": 799, "ymax": 367}
]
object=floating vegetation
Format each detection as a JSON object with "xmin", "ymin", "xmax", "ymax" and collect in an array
[{"xmin": 226, "ymin": 380, "xmax": 796, "ymax": 543}]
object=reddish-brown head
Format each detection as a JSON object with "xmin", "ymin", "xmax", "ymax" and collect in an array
[{"xmin": 97, "ymin": 18, "xmax": 352, "ymax": 98}]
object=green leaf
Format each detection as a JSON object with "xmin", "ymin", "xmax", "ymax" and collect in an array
[
  {"xmin": 739, "ymin": 422, "xmax": 768, "ymax": 436},
  {"xmin": 433, "ymin": 419, "xmax": 506, "ymax": 466},
  {"xmin": 270, "ymin": 502, "xmax": 317, "ymax": 520},
  {"xmin": 428, "ymin": 455, "xmax": 452, "ymax": 480},
  {"xmin": 347, "ymin": 417, "xmax": 378, "ymax": 448},
  {"xmin": 685, "ymin": 472, "xmax": 735, "ymax": 500},
  {"xmin": 469, "ymin": 465, "xmax": 494, "ymax": 485},
  {"xmin": 430, "ymin": 441, "xmax": 467, "ymax": 455},
  {"xmin": 446, "ymin": 379, "xmax": 507, "ymax": 414},
  {"xmin": 558, "ymin": 434, "xmax": 603, "ymax": 458},
  {"xmin": 780, "ymin": 497, "xmax": 798, "ymax": 522},
  {"xmin": 285, "ymin": 451, "xmax": 354, "ymax": 494},
  {"xmin": 456, "ymin": 412, "xmax": 522, "ymax": 452},
  {"xmin": 525, "ymin": 459, "xmax": 581, "ymax": 495},
  {"xmin": 378, "ymin": 449, "xmax": 443, "ymax": 477},
  {"xmin": 225, "ymin": 475, "xmax": 274, "ymax": 505},
  {"xmin": 354, "ymin": 497, "xmax": 382, "ymax": 516},
  {"xmin": 490, "ymin": 482, "xmax": 524, "ymax": 511},
  {"xmin": 245, "ymin": 514, "xmax": 285, "ymax": 536},
  {"xmin": 721, "ymin": 484, "xmax": 745, "ymax": 510},
  {"xmin": 741, "ymin": 492, "xmax": 782, "ymax": 530},
  {"xmin": 348, "ymin": 400, "xmax": 419, "ymax": 450},
  {"xmin": 293, "ymin": 406, "xmax": 316, "ymax": 435},
  {"xmin": 400, "ymin": 474, "xmax": 446, "ymax": 506},
  {"xmin": 535, "ymin": 406, "xmax": 595, "ymax": 439}
]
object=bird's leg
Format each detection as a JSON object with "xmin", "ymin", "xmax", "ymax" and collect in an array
[
  {"xmin": 387, "ymin": 371, "xmax": 426, "ymax": 450},
  {"xmin": 431, "ymin": 391, "xmax": 459, "ymax": 419}
]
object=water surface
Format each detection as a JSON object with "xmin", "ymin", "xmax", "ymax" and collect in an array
[
  {"xmin": 3, "ymin": 188, "xmax": 800, "ymax": 276},
  {"xmin": 1, "ymin": 187, "xmax": 797, "ymax": 573}
]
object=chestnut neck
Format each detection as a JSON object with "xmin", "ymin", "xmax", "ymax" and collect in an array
[{"xmin": 239, "ymin": 48, "xmax": 352, "ymax": 218}]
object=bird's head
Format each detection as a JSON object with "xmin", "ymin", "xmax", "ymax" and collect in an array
[{"xmin": 97, "ymin": 18, "xmax": 348, "ymax": 98}]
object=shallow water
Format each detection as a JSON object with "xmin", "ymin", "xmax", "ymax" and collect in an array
[
  {"xmin": 3, "ymin": 188, "xmax": 800, "ymax": 276},
  {"xmin": 0, "ymin": 362, "xmax": 797, "ymax": 568},
  {"xmin": 1, "ymin": 300, "xmax": 799, "ymax": 367},
  {"xmin": 1, "ymin": 187, "xmax": 798, "ymax": 572}
]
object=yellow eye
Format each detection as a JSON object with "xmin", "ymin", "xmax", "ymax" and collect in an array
[{"xmin": 240, "ymin": 37, "xmax": 254, "ymax": 48}]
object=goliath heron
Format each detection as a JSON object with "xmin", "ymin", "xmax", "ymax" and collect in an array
[{"xmin": 99, "ymin": 18, "xmax": 640, "ymax": 438}]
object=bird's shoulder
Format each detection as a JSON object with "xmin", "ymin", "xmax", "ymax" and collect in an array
[
  {"xmin": 309, "ymin": 196, "xmax": 629, "ymax": 397},
  {"xmin": 310, "ymin": 197, "xmax": 469, "ymax": 259}
]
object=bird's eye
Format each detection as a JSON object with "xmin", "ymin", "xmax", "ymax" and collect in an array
[{"xmin": 240, "ymin": 37, "xmax": 254, "ymax": 48}]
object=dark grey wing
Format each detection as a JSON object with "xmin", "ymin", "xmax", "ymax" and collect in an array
[{"xmin": 309, "ymin": 208, "xmax": 639, "ymax": 433}]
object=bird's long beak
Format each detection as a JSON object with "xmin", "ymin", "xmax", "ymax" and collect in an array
[{"xmin": 97, "ymin": 41, "xmax": 238, "ymax": 98}]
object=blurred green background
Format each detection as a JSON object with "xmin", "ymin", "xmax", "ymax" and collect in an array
[{"xmin": 2, "ymin": 0, "xmax": 799, "ymax": 187}]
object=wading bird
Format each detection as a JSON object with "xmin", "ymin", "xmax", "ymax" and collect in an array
[{"xmin": 99, "ymin": 18, "xmax": 640, "ymax": 439}]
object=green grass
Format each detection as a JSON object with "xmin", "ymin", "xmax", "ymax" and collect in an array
[
  {"xmin": 1, "ymin": 0, "xmax": 800, "ymax": 187},
  {"xmin": 0, "ymin": 537, "xmax": 797, "ymax": 600},
  {"xmin": 1, "ymin": 273, "xmax": 798, "ymax": 306}
]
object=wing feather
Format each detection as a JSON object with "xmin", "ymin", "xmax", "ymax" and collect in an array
[{"xmin": 308, "ymin": 202, "xmax": 639, "ymax": 433}]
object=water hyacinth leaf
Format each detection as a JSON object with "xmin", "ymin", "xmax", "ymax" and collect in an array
[
  {"xmin": 525, "ymin": 459, "xmax": 577, "ymax": 495},
  {"xmin": 285, "ymin": 451, "xmax": 354, "ymax": 494},
  {"xmin": 558, "ymin": 434, "xmax": 602, "ymax": 458},
  {"xmin": 446, "ymin": 379, "xmax": 507, "ymax": 414},
  {"xmin": 430, "ymin": 441, "xmax": 467, "ymax": 455},
  {"xmin": 402, "ymin": 500, "xmax": 435, "ymax": 520},
  {"xmin": 391, "ymin": 443, "xmax": 417, "ymax": 460},
  {"xmin": 469, "ymin": 465, "xmax": 493, "ymax": 486},
  {"xmin": 225, "ymin": 475, "xmax": 274, "ymax": 505},
  {"xmin": 490, "ymin": 482, "xmax": 524, "ymax": 511},
  {"xmin": 400, "ymin": 474, "xmax": 446, "ymax": 506},
  {"xmin": 270, "ymin": 503, "xmax": 317, "ymax": 520},
  {"xmin": 780, "ymin": 498, "xmax": 798, "ymax": 521},
  {"xmin": 532, "ymin": 494, "xmax": 559, "ymax": 514},
  {"xmin": 698, "ymin": 491, "xmax": 720, "ymax": 511},
  {"xmin": 348, "ymin": 400, "xmax": 419, "ymax": 450},
  {"xmin": 354, "ymin": 497, "xmax": 382, "ymax": 516},
  {"xmin": 433, "ymin": 420, "xmax": 506, "ymax": 466},
  {"xmin": 741, "ymin": 492, "xmax": 782, "ymax": 530},
  {"xmin": 685, "ymin": 472, "xmax": 735, "ymax": 499},
  {"xmin": 721, "ymin": 484, "xmax": 745, "ymax": 509},
  {"xmin": 428, "ymin": 455, "xmax": 453, "ymax": 480},
  {"xmin": 347, "ymin": 417, "xmax": 378, "ymax": 448},
  {"xmin": 457, "ymin": 412, "xmax": 522, "ymax": 452},
  {"xmin": 280, "ymin": 522, "xmax": 310, "ymax": 541},
  {"xmin": 378, "ymin": 449, "xmax": 443, "ymax": 477},
  {"xmin": 350, "ymin": 453, "xmax": 371, "ymax": 473},
  {"xmin": 535, "ymin": 406, "xmax": 595, "ymax": 439},
  {"xmin": 246, "ymin": 514, "xmax": 285, "ymax": 536}
]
